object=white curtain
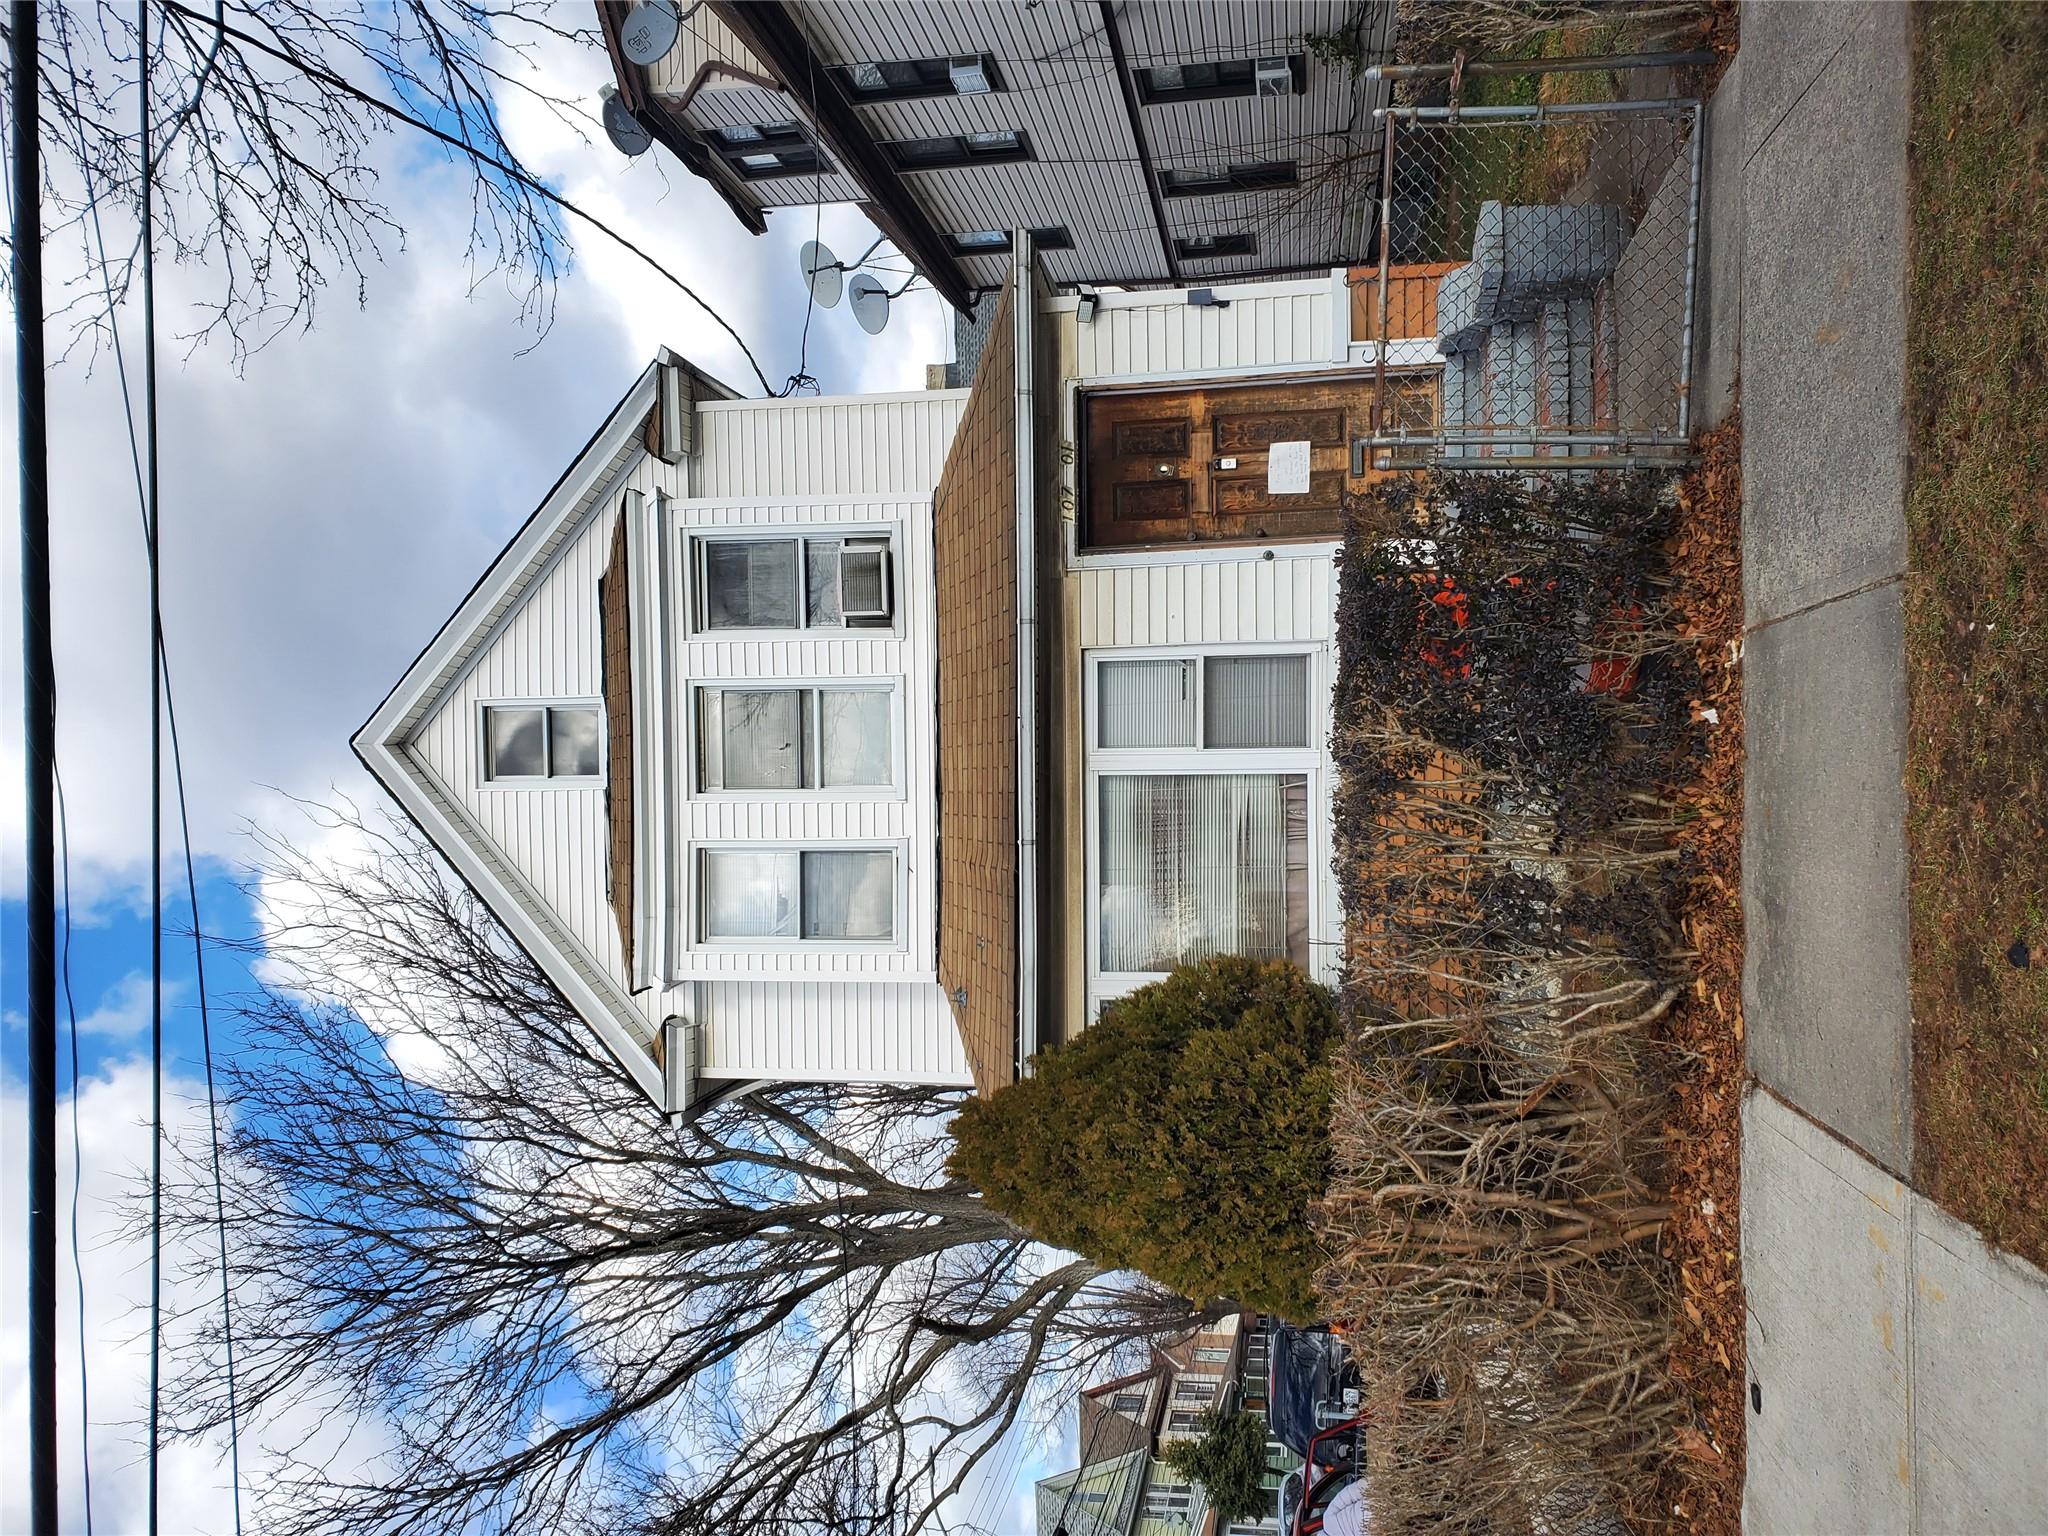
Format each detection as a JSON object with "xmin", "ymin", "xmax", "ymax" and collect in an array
[
  {"xmin": 1203, "ymin": 655, "xmax": 1309, "ymax": 747},
  {"xmin": 1098, "ymin": 774, "xmax": 1306, "ymax": 972},
  {"xmin": 801, "ymin": 850, "xmax": 895, "ymax": 940},
  {"xmin": 701, "ymin": 849, "xmax": 800, "ymax": 938}
]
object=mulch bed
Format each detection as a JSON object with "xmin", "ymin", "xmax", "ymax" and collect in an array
[{"xmin": 1650, "ymin": 413, "xmax": 1746, "ymax": 1535}]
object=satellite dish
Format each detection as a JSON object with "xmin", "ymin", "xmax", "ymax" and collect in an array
[
  {"xmin": 801, "ymin": 240, "xmax": 843, "ymax": 309},
  {"xmin": 848, "ymin": 274, "xmax": 891, "ymax": 335},
  {"xmin": 619, "ymin": 0, "xmax": 680, "ymax": 67},
  {"xmin": 601, "ymin": 89, "xmax": 651, "ymax": 157}
]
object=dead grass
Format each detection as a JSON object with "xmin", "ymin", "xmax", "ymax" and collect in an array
[
  {"xmin": 1904, "ymin": 2, "xmax": 2048, "ymax": 1271},
  {"xmin": 1652, "ymin": 414, "xmax": 1746, "ymax": 1536}
]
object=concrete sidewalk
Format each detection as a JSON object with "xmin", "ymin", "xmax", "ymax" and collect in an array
[{"xmin": 1699, "ymin": 4, "xmax": 2048, "ymax": 1530}]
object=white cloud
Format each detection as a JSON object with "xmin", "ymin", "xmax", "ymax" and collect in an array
[
  {"xmin": 0, "ymin": 22, "xmax": 946, "ymax": 911},
  {"xmin": 71, "ymin": 970, "xmax": 191, "ymax": 1039},
  {"xmin": 0, "ymin": 1058, "xmax": 392, "ymax": 1533}
]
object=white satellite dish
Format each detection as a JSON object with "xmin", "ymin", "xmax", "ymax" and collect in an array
[
  {"xmin": 619, "ymin": 0, "xmax": 681, "ymax": 67},
  {"xmin": 848, "ymin": 274, "xmax": 891, "ymax": 335},
  {"xmin": 601, "ymin": 88, "xmax": 651, "ymax": 157},
  {"xmin": 801, "ymin": 240, "xmax": 843, "ymax": 309}
]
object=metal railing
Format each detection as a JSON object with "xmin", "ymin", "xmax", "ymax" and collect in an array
[{"xmin": 1368, "ymin": 100, "xmax": 1704, "ymax": 469}]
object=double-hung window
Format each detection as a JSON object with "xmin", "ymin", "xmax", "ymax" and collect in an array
[
  {"xmin": 1090, "ymin": 652, "xmax": 1314, "ymax": 984},
  {"xmin": 698, "ymin": 848, "xmax": 897, "ymax": 943},
  {"xmin": 482, "ymin": 702, "xmax": 601, "ymax": 783},
  {"xmin": 695, "ymin": 685, "xmax": 894, "ymax": 792},
  {"xmin": 692, "ymin": 533, "xmax": 894, "ymax": 632}
]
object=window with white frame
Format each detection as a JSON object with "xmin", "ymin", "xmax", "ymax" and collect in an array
[
  {"xmin": 698, "ymin": 848, "xmax": 896, "ymax": 943},
  {"xmin": 1144, "ymin": 1479, "xmax": 1195, "ymax": 1514},
  {"xmin": 482, "ymin": 703, "xmax": 601, "ymax": 783},
  {"xmin": 1195, "ymin": 1345, "xmax": 1232, "ymax": 1364},
  {"xmin": 691, "ymin": 533, "xmax": 894, "ymax": 632},
  {"xmin": 1090, "ymin": 652, "xmax": 1314, "ymax": 981},
  {"xmin": 695, "ymin": 685, "xmax": 894, "ymax": 792}
]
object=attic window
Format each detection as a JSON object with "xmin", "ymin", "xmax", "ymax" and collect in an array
[
  {"xmin": 1161, "ymin": 161, "xmax": 1299, "ymax": 197},
  {"xmin": 483, "ymin": 703, "xmax": 602, "ymax": 783},
  {"xmin": 1174, "ymin": 231, "xmax": 1257, "ymax": 259},
  {"xmin": 1136, "ymin": 54, "xmax": 1306, "ymax": 104},
  {"xmin": 883, "ymin": 129, "xmax": 1032, "ymax": 170},
  {"xmin": 839, "ymin": 53, "xmax": 1004, "ymax": 101}
]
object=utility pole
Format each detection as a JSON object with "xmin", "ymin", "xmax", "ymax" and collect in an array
[{"xmin": 12, "ymin": 3, "xmax": 60, "ymax": 1532}]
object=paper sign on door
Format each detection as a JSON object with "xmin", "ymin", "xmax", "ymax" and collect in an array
[{"xmin": 1267, "ymin": 440, "xmax": 1311, "ymax": 495}]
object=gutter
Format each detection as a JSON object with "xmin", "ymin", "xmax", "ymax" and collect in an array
[
  {"xmin": 1012, "ymin": 237, "xmax": 1040, "ymax": 1076},
  {"xmin": 595, "ymin": 0, "xmax": 769, "ymax": 235}
]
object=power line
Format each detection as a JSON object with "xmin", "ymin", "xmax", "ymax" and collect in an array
[
  {"xmin": 154, "ymin": 0, "xmax": 784, "ymax": 397},
  {"xmin": 62, "ymin": 9, "xmax": 245, "ymax": 1522},
  {"xmin": 55, "ymin": 767, "xmax": 97, "ymax": 1536},
  {"xmin": 139, "ymin": 4, "xmax": 165, "ymax": 1528}
]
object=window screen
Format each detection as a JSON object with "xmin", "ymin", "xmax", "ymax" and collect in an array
[
  {"xmin": 698, "ymin": 687, "xmax": 891, "ymax": 790},
  {"xmin": 702, "ymin": 540, "xmax": 799, "ymax": 629},
  {"xmin": 1204, "ymin": 655, "xmax": 1309, "ymax": 747},
  {"xmin": 1098, "ymin": 659, "xmax": 1196, "ymax": 747},
  {"xmin": 485, "ymin": 707, "xmax": 545, "ymax": 778},
  {"xmin": 485, "ymin": 704, "xmax": 599, "ymax": 780},
  {"xmin": 801, "ymin": 850, "xmax": 895, "ymax": 939},
  {"xmin": 700, "ymin": 849, "xmax": 895, "ymax": 942}
]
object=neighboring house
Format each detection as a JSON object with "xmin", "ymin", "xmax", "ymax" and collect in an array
[
  {"xmin": 1038, "ymin": 1313, "xmax": 1295, "ymax": 1536},
  {"xmin": 596, "ymin": 0, "xmax": 1399, "ymax": 315}
]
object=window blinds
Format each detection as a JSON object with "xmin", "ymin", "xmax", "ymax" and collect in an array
[{"xmin": 1098, "ymin": 773, "xmax": 1308, "ymax": 973}]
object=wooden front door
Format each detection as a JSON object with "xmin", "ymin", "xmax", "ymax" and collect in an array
[{"xmin": 1083, "ymin": 376, "xmax": 1435, "ymax": 551}]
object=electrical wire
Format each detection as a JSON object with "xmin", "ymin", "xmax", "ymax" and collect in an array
[
  {"xmin": 55, "ymin": 766, "xmax": 95, "ymax": 1536},
  {"xmin": 62, "ymin": 15, "xmax": 246, "ymax": 1522},
  {"xmin": 138, "ymin": 8, "xmax": 164, "ymax": 1530},
  {"xmin": 154, "ymin": 0, "xmax": 783, "ymax": 397}
]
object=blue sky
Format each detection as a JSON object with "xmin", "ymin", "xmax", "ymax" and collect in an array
[{"xmin": 1, "ymin": 17, "xmax": 1062, "ymax": 1533}]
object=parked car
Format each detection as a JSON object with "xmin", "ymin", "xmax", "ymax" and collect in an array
[{"xmin": 1266, "ymin": 1322, "xmax": 1361, "ymax": 1460}]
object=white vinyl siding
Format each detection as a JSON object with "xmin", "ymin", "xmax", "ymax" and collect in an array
[
  {"xmin": 406, "ymin": 386, "xmax": 973, "ymax": 1089},
  {"xmin": 1070, "ymin": 280, "xmax": 1339, "ymax": 380}
]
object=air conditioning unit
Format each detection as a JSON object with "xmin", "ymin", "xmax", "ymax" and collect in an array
[
  {"xmin": 948, "ymin": 55, "xmax": 993, "ymax": 95},
  {"xmin": 838, "ymin": 540, "xmax": 893, "ymax": 622},
  {"xmin": 1255, "ymin": 56, "xmax": 1293, "ymax": 97}
]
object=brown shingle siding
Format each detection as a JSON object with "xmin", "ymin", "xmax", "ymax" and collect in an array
[{"xmin": 934, "ymin": 283, "xmax": 1019, "ymax": 1095}]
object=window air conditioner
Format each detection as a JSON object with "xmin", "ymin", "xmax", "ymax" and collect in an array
[
  {"xmin": 1255, "ymin": 57, "xmax": 1293, "ymax": 97},
  {"xmin": 838, "ymin": 540, "xmax": 893, "ymax": 622},
  {"xmin": 948, "ymin": 55, "xmax": 993, "ymax": 95}
]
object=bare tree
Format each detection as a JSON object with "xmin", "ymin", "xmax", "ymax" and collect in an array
[
  {"xmin": 3, "ymin": 0, "xmax": 597, "ymax": 363},
  {"xmin": 160, "ymin": 810, "xmax": 1207, "ymax": 1535}
]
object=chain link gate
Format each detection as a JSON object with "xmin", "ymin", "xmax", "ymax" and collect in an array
[{"xmin": 1365, "ymin": 100, "xmax": 1704, "ymax": 471}]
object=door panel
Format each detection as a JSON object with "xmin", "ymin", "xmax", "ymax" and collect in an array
[{"xmin": 1082, "ymin": 374, "xmax": 1436, "ymax": 550}]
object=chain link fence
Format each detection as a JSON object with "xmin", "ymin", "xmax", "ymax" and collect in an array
[{"xmin": 1368, "ymin": 101, "xmax": 1703, "ymax": 468}]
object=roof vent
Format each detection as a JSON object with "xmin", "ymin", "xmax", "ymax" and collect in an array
[
  {"xmin": 838, "ymin": 539, "xmax": 893, "ymax": 622},
  {"xmin": 1255, "ymin": 56, "xmax": 1293, "ymax": 96}
]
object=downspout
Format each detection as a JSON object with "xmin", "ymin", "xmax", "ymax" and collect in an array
[{"xmin": 1012, "ymin": 236, "xmax": 1041, "ymax": 1076}]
